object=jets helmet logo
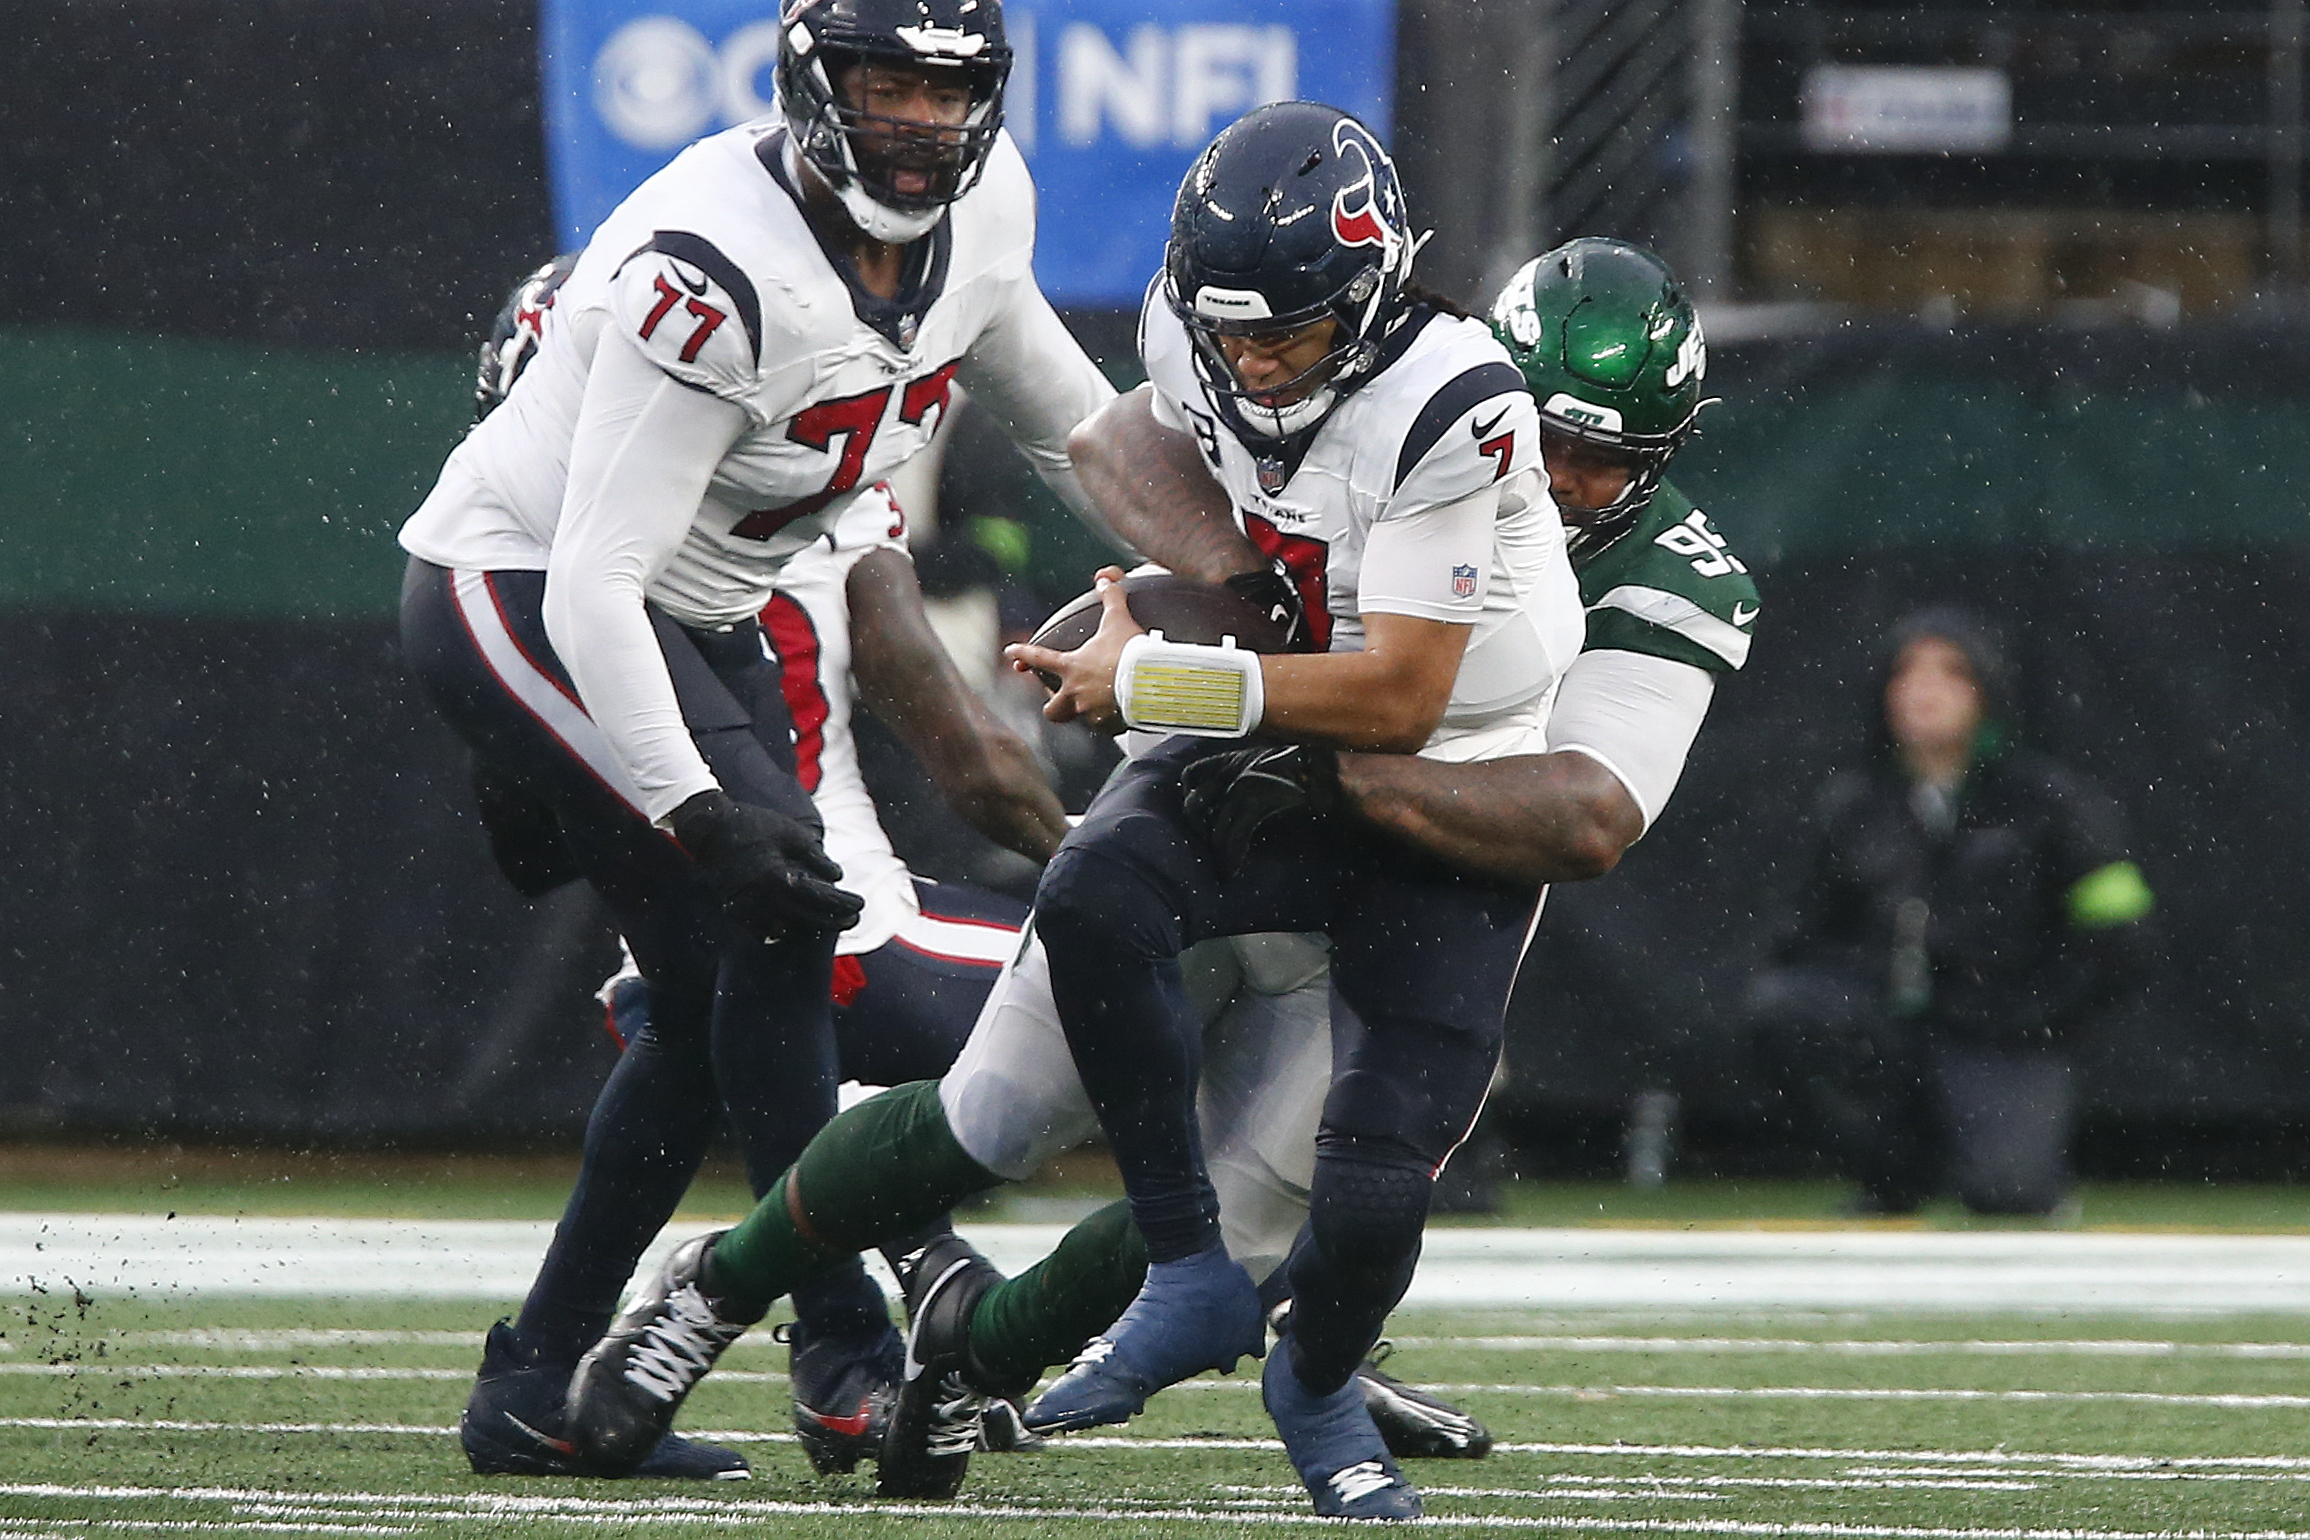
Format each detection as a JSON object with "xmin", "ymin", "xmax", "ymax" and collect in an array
[{"xmin": 1329, "ymin": 120, "xmax": 1400, "ymax": 260}]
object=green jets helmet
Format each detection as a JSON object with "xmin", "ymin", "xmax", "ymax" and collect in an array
[{"xmin": 1489, "ymin": 237, "xmax": 1713, "ymax": 560}]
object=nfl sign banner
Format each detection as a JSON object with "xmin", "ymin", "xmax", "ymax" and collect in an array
[{"xmin": 539, "ymin": 0, "xmax": 1395, "ymax": 307}]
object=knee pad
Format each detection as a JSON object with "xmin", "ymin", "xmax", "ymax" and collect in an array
[
  {"xmin": 1035, "ymin": 846, "xmax": 1179, "ymax": 963},
  {"xmin": 1307, "ymin": 1140, "xmax": 1432, "ymax": 1277}
]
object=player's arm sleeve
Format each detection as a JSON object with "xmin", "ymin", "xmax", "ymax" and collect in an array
[
  {"xmin": 847, "ymin": 547, "xmax": 1070, "ymax": 863},
  {"xmin": 958, "ymin": 279, "xmax": 1131, "ymax": 556},
  {"xmin": 543, "ymin": 325, "xmax": 751, "ymax": 822},
  {"xmin": 1356, "ymin": 483, "xmax": 1503, "ymax": 621},
  {"xmin": 1136, "ymin": 276, "xmax": 1198, "ymax": 433},
  {"xmin": 1356, "ymin": 369, "xmax": 1536, "ymax": 621},
  {"xmin": 1544, "ymin": 648, "xmax": 1719, "ymax": 832}
]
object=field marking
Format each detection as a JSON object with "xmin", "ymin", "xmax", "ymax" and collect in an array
[
  {"xmin": 7, "ymin": 1483, "xmax": 2310, "ymax": 1538},
  {"xmin": 11, "ymin": 1418, "xmax": 2310, "ymax": 1485},
  {"xmin": 0, "ymin": 1365, "xmax": 783, "ymax": 1384},
  {"xmin": 16, "ymin": 1215, "xmax": 2310, "ymax": 1310},
  {"xmin": 1159, "ymin": 1378, "xmax": 2310, "ymax": 1409},
  {"xmin": 1385, "ymin": 1336, "xmax": 2310, "ymax": 1359},
  {"xmin": 13, "ymin": 1360, "xmax": 2309, "ymax": 1409},
  {"xmin": 71, "ymin": 1330, "xmax": 2310, "ymax": 1359}
]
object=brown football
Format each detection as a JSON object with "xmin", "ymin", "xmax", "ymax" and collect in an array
[{"xmin": 1024, "ymin": 571, "xmax": 1293, "ymax": 689}]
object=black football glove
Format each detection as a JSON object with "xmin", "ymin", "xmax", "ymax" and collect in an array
[
  {"xmin": 1223, "ymin": 562, "xmax": 1309, "ymax": 652},
  {"xmin": 668, "ymin": 789, "xmax": 864, "ymax": 942},
  {"xmin": 1179, "ymin": 742, "xmax": 1340, "ymax": 874}
]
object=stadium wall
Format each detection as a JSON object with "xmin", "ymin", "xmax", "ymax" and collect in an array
[{"xmin": 6, "ymin": 0, "xmax": 2308, "ymax": 1170}]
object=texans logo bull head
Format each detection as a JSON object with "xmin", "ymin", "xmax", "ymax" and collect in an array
[{"xmin": 1328, "ymin": 119, "xmax": 1403, "ymax": 265}]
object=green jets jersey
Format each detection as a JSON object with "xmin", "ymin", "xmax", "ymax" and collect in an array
[{"xmin": 1575, "ymin": 480, "xmax": 1758, "ymax": 674}]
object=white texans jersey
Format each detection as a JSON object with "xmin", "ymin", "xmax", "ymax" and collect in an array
[
  {"xmin": 1141, "ymin": 289, "xmax": 1584, "ymax": 760},
  {"xmin": 402, "ymin": 120, "xmax": 1112, "ymax": 630},
  {"xmin": 759, "ymin": 486, "xmax": 919, "ymax": 957}
]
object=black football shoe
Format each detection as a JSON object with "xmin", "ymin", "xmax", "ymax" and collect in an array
[
  {"xmin": 781, "ymin": 1317, "xmax": 903, "ymax": 1475},
  {"xmin": 460, "ymin": 1317, "xmax": 749, "ymax": 1480},
  {"xmin": 564, "ymin": 1233, "xmax": 761, "ymax": 1475},
  {"xmin": 877, "ymin": 1235, "xmax": 1024, "ymax": 1499},
  {"xmin": 975, "ymin": 1395, "xmax": 1047, "ymax": 1453},
  {"xmin": 1356, "ymin": 1345, "xmax": 1494, "ymax": 1460}
]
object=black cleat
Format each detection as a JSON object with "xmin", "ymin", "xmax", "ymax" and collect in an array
[
  {"xmin": 975, "ymin": 1395, "xmax": 1047, "ymax": 1453},
  {"xmin": 460, "ymin": 1318, "xmax": 749, "ymax": 1480},
  {"xmin": 1356, "ymin": 1346, "xmax": 1493, "ymax": 1460},
  {"xmin": 877, "ymin": 1235, "xmax": 1021, "ymax": 1499},
  {"xmin": 782, "ymin": 1317, "xmax": 903, "ymax": 1475},
  {"xmin": 564, "ymin": 1233, "xmax": 760, "ymax": 1475}
]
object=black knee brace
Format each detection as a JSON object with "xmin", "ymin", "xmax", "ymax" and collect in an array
[{"xmin": 1285, "ymin": 1137, "xmax": 1435, "ymax": 1395}]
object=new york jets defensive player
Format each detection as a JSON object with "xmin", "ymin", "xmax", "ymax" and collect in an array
[
  {"xmin": 560, "ymin": 234, "xmax": 1756, "ymax": 1518},
  {"xmin": 396, "ymin": 0, "xmax": 1124, "ymax": 1480}
]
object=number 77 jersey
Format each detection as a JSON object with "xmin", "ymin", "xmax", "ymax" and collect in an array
[{"xmin": 401, "ymin": 119, "xmax": 1111, "ymax": 631}]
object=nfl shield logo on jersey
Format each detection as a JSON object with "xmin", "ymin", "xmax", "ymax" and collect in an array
[
  {"xmin": 1256, "ymin": 457, "xmax": 1288, "ymax": 495},
  {"xmin": 1451, "ymin": 564, "xmax": 1477, "ymax": 598}
]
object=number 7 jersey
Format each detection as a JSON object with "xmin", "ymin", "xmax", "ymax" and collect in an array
[
  {"xmin": 401, "ymin": 120, "xmax": 1112, "ymax": 630},
  {"xmin": 1141, "ymin": 290, "xmax": 1586, "ymax": 761}
]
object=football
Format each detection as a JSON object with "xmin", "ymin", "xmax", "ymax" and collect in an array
[{"xmin": 1024, "ymin": 571, "xmax": 1295, "ymax": 688}]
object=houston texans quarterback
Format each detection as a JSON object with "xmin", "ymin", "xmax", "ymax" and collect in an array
[
  {"xmin": 1002, "ymin": 104, "xmax": 1583, "ymax": 1518},
  {"xmin": 396, "ymin": 0, "xmax": 1119, "ymax": 1480},
  {"xmin": 556, "ymin": 184, "xmax": 1753, "ymax": 1526}
]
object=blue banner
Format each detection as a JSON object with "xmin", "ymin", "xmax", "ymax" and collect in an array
[{"xmin": 540, "ymin": 0, "xmax": 1394, "ymax": 308}]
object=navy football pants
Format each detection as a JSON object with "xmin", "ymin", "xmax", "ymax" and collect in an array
[
  {"xmin": 1034, "ymin": 736, "xmax": 1540, "ymax": 1392},
  {"xmin": 400, "ymin": 558, "xmax": 851, "ymax": 1359}
]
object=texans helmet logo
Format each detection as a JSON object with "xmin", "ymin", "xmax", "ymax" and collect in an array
[{"xmin": 1329, "ymin": 120, "xmax": 1400, "ymax": 257}]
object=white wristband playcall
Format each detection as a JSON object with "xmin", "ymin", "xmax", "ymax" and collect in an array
[{"xmin": 1115, "ymin": 630, "xmax": 1265, "ymax": 738}]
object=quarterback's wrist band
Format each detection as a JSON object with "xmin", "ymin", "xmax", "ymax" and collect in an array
[{"xmin": 1115, "ymin": 630, "xmax": 1265, "ymax": 738}]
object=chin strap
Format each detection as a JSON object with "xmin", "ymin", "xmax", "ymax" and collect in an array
[
  {"xmin": 1116, "ymin": 631, "xmax": 1266, "ymax": 738},
  {"xmin": 834, "ymin": 178, "xmax": 944, "ymax": 243}
]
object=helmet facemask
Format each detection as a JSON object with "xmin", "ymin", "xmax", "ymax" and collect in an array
[
  {"xmin": 1163, "ymin": 105, "xmax": 1416, "ymax": 444},
  {"xmin": 1539, "ymin": 414, "xmax": 1692, "ymax": 563},
  {"xmin": 778, "ymin": 3, "xmax": 1010, "ymax": 244},
  {"xmin": 1175, "ymin": 295, "xmax": 1381, "ymax": 440}
]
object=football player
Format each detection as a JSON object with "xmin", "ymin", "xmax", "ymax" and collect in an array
[
  {"xmin": 563, "ymin": 229, "xmax": 1754, "ymax": 1518},
  {"xmin": 396, "ymin": 0, "xmax": 1124, "ymax": 1481}
]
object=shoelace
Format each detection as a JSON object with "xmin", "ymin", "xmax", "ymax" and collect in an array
[
  {"xmin": 1065, "ymin": 1337, "xmax": 1118, "ymax": 1371},
  {"xmin": 1366, "ymin": 1373, "xmax": 1482, "ymax": 1439},
  {"xmin": 621, "ymin": 1284, "xmax": 745, "ymax": 1403},
  {"xmin": 1329, "ymin": 1460, "xmax": 1400, "ymax": 1505},
  {"xmin": 924, "ymin": 1370, "xmax": 987, "ymax": 1459}
]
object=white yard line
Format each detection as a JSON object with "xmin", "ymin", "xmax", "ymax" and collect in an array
[
  {"xmin": 6, "ymin": 1483, "xmax": 2310, "ymax": 1538},
  {"xmin": 10, "ymin": 1359, "xmax": 2308, "ymax": 1409},
  {"xmin": 91, "ymin": 1330, "xmax": 2310, "ymax": 1357},
  {"xmin": 13, "ymin": 1215, "xmax": 2310, "ymax": 1310},
  {"xmin": 9, "ymin": 1420, "xmax": 2310, "ymax": 1482},
  {"xmin": 1384, "ymin": 1336, "xmax": 2310, "ymax": 1358}
]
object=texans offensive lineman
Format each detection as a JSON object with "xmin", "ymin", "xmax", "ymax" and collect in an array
[{"xmin": 396, "ymin": 0, "xmax": 1121, "ymax": 1479}]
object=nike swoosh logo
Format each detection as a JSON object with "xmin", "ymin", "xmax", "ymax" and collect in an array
[
  {"xmin": 798, "ymin": 1404, "xmax": 875, "ymax": 1438},
  {"xmin": 1731, "ymin": 603, "xmax": 1757, "ymax": 626},
  {"xmin": 503, "ymin": 1412, "xmax": 578, "ymax": 1456},
  {"xmin": 672, "ymin": 262, "xmax": 709, "ymax": 297},
  {"xmin": 1472, "ymin": 408, "xmax": 1510, "ymax": 439}
]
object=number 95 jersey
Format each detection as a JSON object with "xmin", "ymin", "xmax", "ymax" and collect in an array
[
  {"xmin": 1141, "ymin": 289, "xmax": 1586, "ymax": 761},
  {"xmin": 401, "ymin": 120, "xmax": 1111, "ymax": 631}
]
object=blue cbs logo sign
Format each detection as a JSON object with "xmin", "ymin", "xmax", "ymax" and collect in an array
[{"xmin": 541, "ymin": 0, "xmax": 1394, "ymax": 306}]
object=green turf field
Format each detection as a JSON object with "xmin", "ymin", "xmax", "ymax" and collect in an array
[
  {"xmin": 5, "ymin": 1156, "xmax": 2308, "ymax": 1534},
  {"xmin": 6, "ymin": 1294, "xmax": 2310, "ymax": 1536}
]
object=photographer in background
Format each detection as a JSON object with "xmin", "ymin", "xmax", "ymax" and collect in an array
[{"xmin": 1751, "ymin": 607, "xmax": 2153, "ymax": 1218}]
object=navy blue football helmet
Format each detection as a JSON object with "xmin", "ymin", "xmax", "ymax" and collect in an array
[
  {"xmin": 1166, "ymin": 102, "xmax": 1419, "ymax": 442},
  {"xmin": 776, "ymin": 0, "xmax": 1012, "ymax": 243}
]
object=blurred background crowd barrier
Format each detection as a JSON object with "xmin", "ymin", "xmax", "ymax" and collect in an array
[{"xmin": 3, "ymin": 0, "xmax": 2305, "ymax": 1177}]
